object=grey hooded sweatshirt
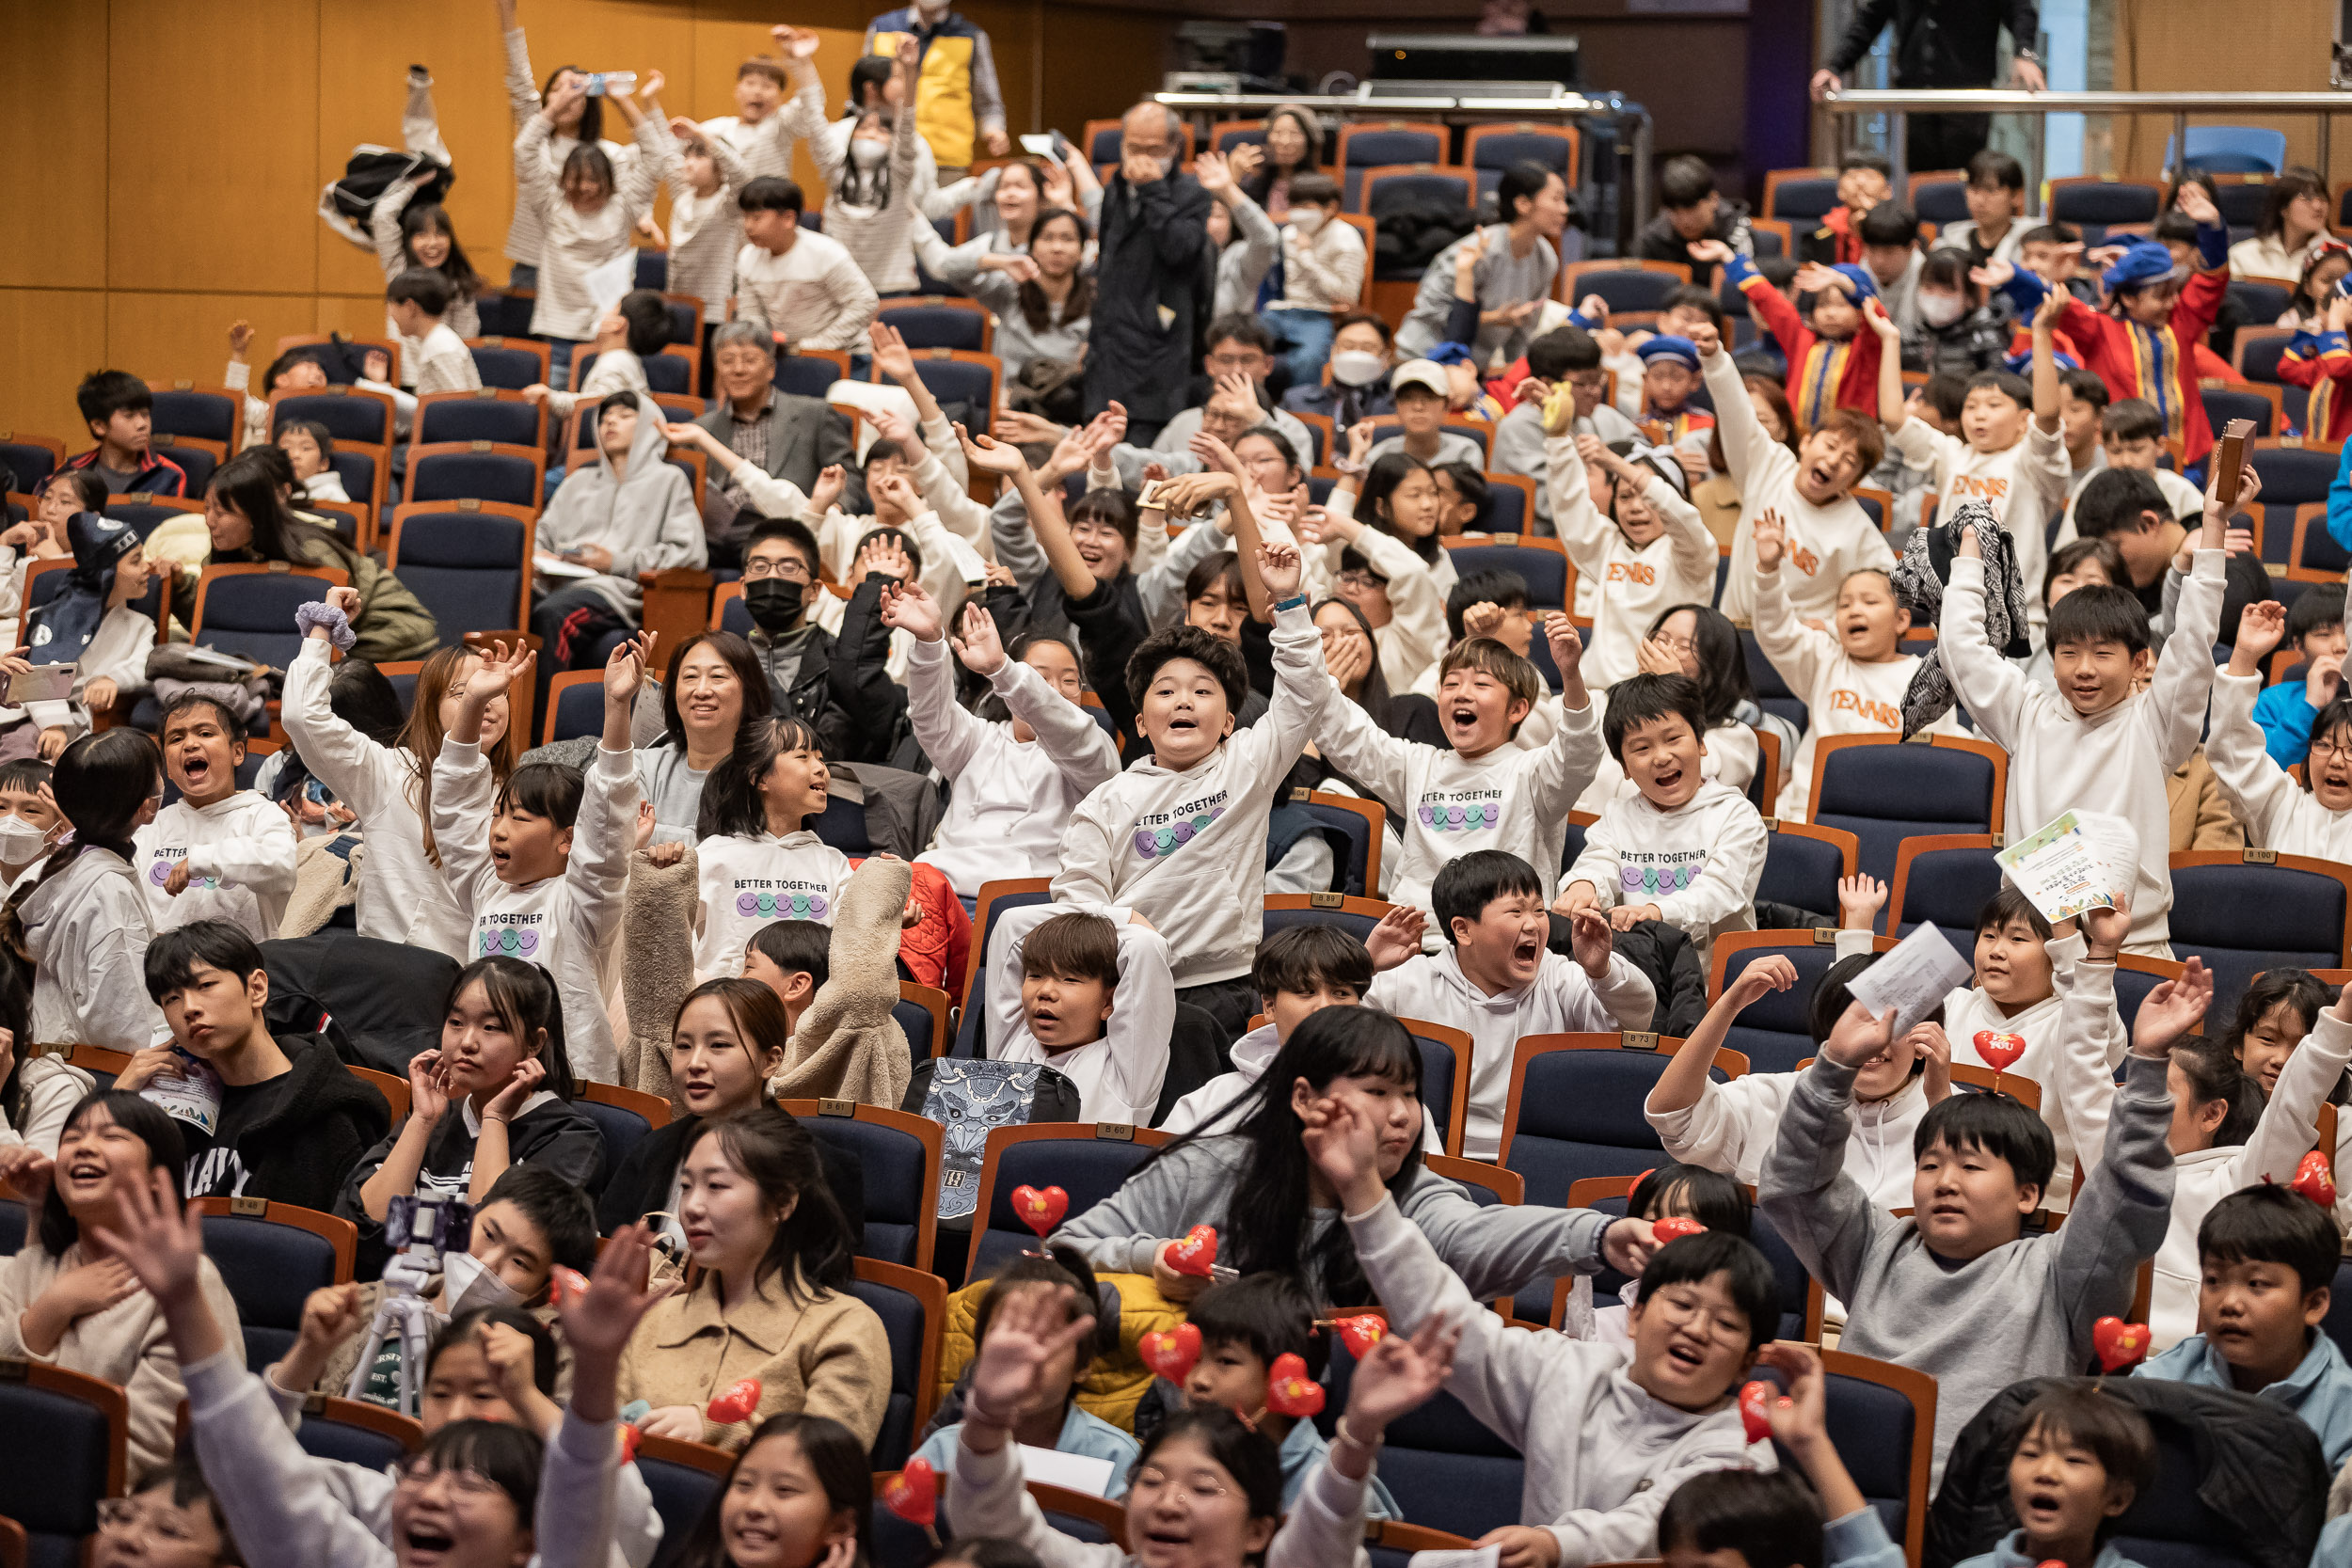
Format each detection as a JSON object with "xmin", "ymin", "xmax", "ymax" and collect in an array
[{"xmin": 537, "ymin": 392, "xmax": 707, "ymax": 618}]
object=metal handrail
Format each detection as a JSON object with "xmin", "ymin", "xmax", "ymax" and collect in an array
[{"xmin": 1816, "ymin": 87, "xmax": 2347, "ymax": 183}]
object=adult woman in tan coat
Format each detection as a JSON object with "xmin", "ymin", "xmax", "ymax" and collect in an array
[{"xmin": 616, "ymin": 1106, "xmax": 889, "ymax": 1450}]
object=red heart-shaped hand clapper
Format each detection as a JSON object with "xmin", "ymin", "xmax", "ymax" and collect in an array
[
  {"xmin": 549, "ymin": 1266, "xmax": 589, "ymax": 1306},
  {"xmin": 706, "ymin": 1378, "xmax": 762, "ymax": 1425},
  {"xmin": 2092, "ymin": 1317, "xmax": 2150, "ymax": 1372},
  {"xmin": 1265, "ymin": 1352, "xmax": 1326, "ymax": 1418},
  {"xmin": 2292, "ymin": 1150, "xmax": 2338, "ymax": 1210},
  {"xmin": 1011, "ymin": 1184, "xmax": 1069, "ymax": 1238},
  {"xmin": 1334, "ymin": 1315, "xmax": 1387, "ymax": 1357},
  {"xmin": 882, "ymin": 1460, "xmax": 938, "ymax": 1528},
  {"xmin": 1166, "ymin": 1224, "xmax": 1218, "ymax": 1276},
  {"xmin": 1738, "ymin": 1381, "xmax": 1773, "ymax": 1443},
  {"xmin": 1141, "ymin": 1323, "xmax": 1202, "ymax": 1382},
  {"xmin": 619, "ymin": 1423, "xmax": 643, "ymax": 1465},
  {"xmin": 1652, "ymin": 1216, "xmax": 1705, "ymax": 1243},
  {"xmin": 1973, "ymin": 1030, "xmax": 2026, "ymax": 1073}
]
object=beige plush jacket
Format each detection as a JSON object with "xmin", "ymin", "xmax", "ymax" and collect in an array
[
  {"xmin": 620, "ymin": 849, "xmax": 914, "ymax": 1112},
  {"xmin": 614, "ymin": 1264, "xmax": 890, "ymax": 1450},
  {"xmin": 0, "ymin": 1240, "xmax": 246, "ymax": 1475}
]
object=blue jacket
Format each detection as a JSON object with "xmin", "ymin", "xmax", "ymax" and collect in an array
[
  {"xmin": 1825, "ymin": 1506, "xmax": 1908, "ymax": 1568},
  {"xmin": 2325, "ymin": 438, "xmax": 2352, "ymax": 556},
  {"xmin": 2137, "ymin": 1327, "xmax": 2352, "ymax": 1470},
  {"xmin": 1955, "ymin": 1528, "xmax": 2149, "ymax": 1568},
  {"xmin": 2252, "ymin": 677, "xmax": 2325, "ymax": 768},
  {"xmin": 1278, "ymin": 1415, "xmax": 1402, "ymax": 1520},
  {"xmin": 913, "ymin": 1402, "xmax": 1141, "ymax": 1499}
]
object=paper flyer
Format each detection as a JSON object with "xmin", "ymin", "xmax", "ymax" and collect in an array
[
  {"xmin": 1845, "ymin": 921, "xmax": 1973, "ymax": 1037},
  {"xmin": 1994, "ymin": 810, "xmax": 2140, "ymax": 924},
  {"xmin": 140, "ymin": 1049, "xmax": 224, "ymax": 1136}
]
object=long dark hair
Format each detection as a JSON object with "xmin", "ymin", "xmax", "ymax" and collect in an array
[
  {"xmin": 40, "ymin": 1090, "xmax": 184, "ymax": 1258},
  {"xmin": 699, "ymin": 714, "xmax": 824, "ymax": 840},
  {"xmin": 1645, "ymin": 603, "xmax": 1753, "ymax": 728},
  {"xmin": 1, "ymin": 729, "xmax": 161, "ymax": 975},
  {"xmin": 2257, "ymin": 166, "xmax": 2328, "ymax": 245},
  {"xmin": 672, "ymin": 976, "xmax": 792, "ymax": 1099},
  {"xmin": 1141, "ymin": 1006, "xmax": 1424, "ymax": 1307},
  {"xmin": 661, "ymin": 630, "xmax": 774, "ymax": 749},
  {"xmin": 675, "ymin": 1414, "xmax": 872, "ymax": 1568},
  {"xmin": 2223, "ymin": 967, "xmax": 2343, "ymax": 1104},
  {"xmin": 1312, "ymin": 596, "xmax": 1394, "ymax": 709},
  {"xmin": 400, "ymin": 204, "xmax": 484, "ymax": 303},
  {"xmin": 444, "ymin": 956, "xmax": 576, "ymax": 1103},
  {"xmin": 209, "ymin": 450, "xmax": 345, "ymax": 568},
  {"xmin": 692, "ymin": 1107, "xmax": 855, "ymax": 1300},
  {"xmin": 1241, "ymin": 104, "xmax": 1325, "ymax": 203},
  {"xmin": 544, "ymin": 66, "xmax": 604, "ymax": 145},
  {"xmin": 1360, "ymin": 452, "xmax": 1438, "ymax": 562},
  {"xmin": 1017, "ymin": 209, "xmax": 1096, "ymax": 335}
]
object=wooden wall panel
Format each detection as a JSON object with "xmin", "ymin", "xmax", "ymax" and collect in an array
[
  {"xmin": 109, "ymin": 0, "xmax": 323, "ymax": 294},
  {"xmin": 107, "ymin": 293, "xmax": 318, "ymax": 391},
  {"xmin": 0, "ymin": 2, "xmax": 110, "ymax": 291},
  {"xmin": 2114, "ymin": 0, "xmax": 2340, "ymax": 178},
  {"xmin": 0, "ymin": 293, "xmax": 111, "ymax": 448}
]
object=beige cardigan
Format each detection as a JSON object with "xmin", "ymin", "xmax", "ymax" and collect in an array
[
  {"xmin": 614, "ymin": 1265, "xmax": 889, "ymax": 1450},
  {"xmin": 0, "ymin": 1240, "xmax": 246, "ymax": 1475}
]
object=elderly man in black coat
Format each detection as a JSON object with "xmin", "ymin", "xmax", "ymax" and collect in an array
[{"xmin": 1080, "ymin": 99, "xmax": 1214, "ymax": 444}]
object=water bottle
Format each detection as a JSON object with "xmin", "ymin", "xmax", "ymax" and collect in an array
[{"xmin": 584, "ymin": 71, "xmax": 636, "ymax": 98}]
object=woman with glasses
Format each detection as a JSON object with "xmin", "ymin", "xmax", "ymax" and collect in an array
[{"xmin": 94, "ymin": 1459, "xmax": 240, "ymax": 1568}]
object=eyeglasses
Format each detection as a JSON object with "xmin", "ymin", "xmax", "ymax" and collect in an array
[
  {"xmin": 393, "ymin": 1462, "xmax": 509, "ymax": 1498},
  {"xmin": 741, "ymin": 556, "xmax": 812, "ymax": 582},
  {"xmin": 1650, "ymin": 633, "xmax": 1697, "ymax": 654},
  {"xmin": 1337, "ymin": 569, "xmax": 1387, "ymax": 591},
  {"xmin": 1130, "ymin": 1468, "xmax": 1232, "ymax": 1503},
  {"xmin": 97, "ymin": 1500, "xmax": 201, "ymax": 1544},
  {"xmin": 2315, "ymin": 735, "xmax": 2352, "ymax": 762}
]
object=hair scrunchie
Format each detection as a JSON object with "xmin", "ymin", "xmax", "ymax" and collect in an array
[{"xmin": 294, "ymin": 600, "xmax": 358, "ymax": 653}]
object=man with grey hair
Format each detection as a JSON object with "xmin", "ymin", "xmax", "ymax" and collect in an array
[
  {"xmin": 1081, "ymin": 99, "xmax": 1212, "ymax": 443},
  {"xmin": 691, "ymin": 320, "xmax": 856, "ymax": 565}
]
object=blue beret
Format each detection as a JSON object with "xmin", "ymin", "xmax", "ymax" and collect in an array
[
  {"xmin": 1829, "ymin": 263, "xmax": 1879, "ymax": 302},
  {"xmin": 2102, "ymin": 239, "xmax": 2181, "ymax": 293}
]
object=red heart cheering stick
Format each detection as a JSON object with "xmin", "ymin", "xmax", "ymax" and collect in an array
[
  {"xmin": 1738, "ymin": 1381, "xmax": 1773, "ymax": 1444},
  {"xmin": 1141, "ymin": 1323, "xmax": 1202, "ymax": 1382},
  {"xmin": 618, "ymin": 1423, "xmax": 643, "ymax": 1465},
  {"xmin": 1652, "ymin": 1216, "xmax": 1704, "ymax": 1243},
  {"xmin": 1165, "ymin": 1224, "xmax": 1218, "ymax": 1276},
  {"xmin": 549, "ymin": 1265, "xmax": 589, "ymax": 1306},
  {"xmin": 1264, "ymin": 1352, "xmax": 1326, "ymax": 1418},
  {"xmin": 706, "ymin": 1378, "xmax": 762, "ymax": 1425},
  {"xmin": 1010, "ymin": 1184, "xmax": 1069, "ymax": 1237},
  {"xmin": 882, "ymin": 1460, "xmax": 938, "ymax": 1529},
  {"xmin": 1333, "ymin": 1315, "xmax": 1387, "ymax": 1357},
  {"xmin": 1973, "ymin": 1030, "xmax": 2026, "ymax": 1073},
  {"xmin": 2292, "ymin": 1150, "xmax": 2338, "ymax": 1210},
  {"xmin": 2092, "ymin": 1317, "xmax": 2149, "ymax": 1373}
]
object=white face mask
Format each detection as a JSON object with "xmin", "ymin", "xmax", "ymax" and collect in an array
[
  {"xmin": 1290, "ymin": 209, "xmax": 1327, "ymax": 238},
  {"xmin": 1918, "ymin": 292, "xmax": 1966, "ymax": 327},
  {"xmin": 0, "ymin": 816, "xmax": 49, "ymax": 868},
  {"xmin": 1330, "ymin": 350, "xmax": 1387, "ymax": 388},
  {"xmin": 850, "ymin": 138, "xmax": 888, "ymax": 172},
  {"xmin": 442, "ymin": 1249, "xmax": 524, "ymax": 1316}
]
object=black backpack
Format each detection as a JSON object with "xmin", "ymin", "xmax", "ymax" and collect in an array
[
  {"xmin": 319, "ymin": 147, "xmax": 453, "ymax": 250},
  {"xmin": 260, "ymin": 932, "xmax": 462, "ymax": 1074}
]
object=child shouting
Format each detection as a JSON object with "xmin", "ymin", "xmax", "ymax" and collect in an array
[
  {"xmin": 132, "ymin": 696, "xmax": 294, "ymax": 943},
  {"xmin": 1549, "ymin": 425, "xmax": 1717, "ymax": 689}
]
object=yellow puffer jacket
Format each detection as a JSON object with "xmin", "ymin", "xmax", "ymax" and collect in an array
[{"xmin": 935, "ymin": 1273, "xmax": 1184, "ymax": 1432}]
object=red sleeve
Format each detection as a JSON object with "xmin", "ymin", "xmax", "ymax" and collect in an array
[
  {"xmin": 1740, "ymin": 275, "xmax": 1813, "ymax": 365},
  {"xmin": 2171, "ymin": 266, "xmax": 2228, "ymax": 345},
  {"xmin": 1845, "ymin": 330, "xmax": 1884, "ymax": 417}
]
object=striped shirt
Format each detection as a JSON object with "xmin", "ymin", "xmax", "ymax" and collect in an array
[
  {"xmin": 498, "ymin": 27, "xmax": 641, "ymax": 269},
  {"xmin": 514, "ymin": 113, "xmax": 675, "ymax": 341}
]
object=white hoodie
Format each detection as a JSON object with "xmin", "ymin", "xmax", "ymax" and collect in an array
[
  {"xmin": 2067, "ymin": 969, "xmax": 2351, "ymax": 1350},
  {"xmin": 281, "ymin": 641, "xmax": 472, "ymax": 958},
  {"xmin": 18, "ymin": 847, "xmax": 168, "ymax": 1050},
  {"xmin": 2205, "ymin": 669, "xmax": 2352, "ymax": 860},
  {"xmin": 133, "ymin": 791, "xmax": 298, "ymax": 943},
  {"xmin": 904, "ymin": 636, "xmax": 1120, "ymax": 897},
  {"xmin": 535, "ymin": 393, "xmax": 709, "ymax": 619},
  {"xmin": 1564, "ymin": 780, "xmax": 1771, "ymax": 959},
  {"xmin": 986, "ymin": 903, "xmax": 1175, "ymax": 1127},
  {"xmin": 432, "ymin": 738, "xmax": 639, "ymax": 1085},
  {"xmin": 1301, "ymin": 632, "xmax": 1603, "ymax": 921},
  {"xmin": 1944, "ymin": 548, "xmax": 2228, "ymax": 953},
  {"xmin": 1548, "ymin": 432, "xmax": 1719, "ymax": 690},
  {"xmin": 691, "ymin": 831, "xmax": 854, "ymax": 981},
  {"xmin": 1706, "ymin": 345, "xmax": 1895, "ymax": 626},
  {"xmin": 1053, "ymin": 602, "xmax": 1322, "ymax": 988},
  {"xmin": 1369, "ymin": 947, "xmax": 1656, "ymax": 1160},
  {"xmin": 1753, "ymin": 562, "xmax": 1961, "ymax": 819},
  {"xmin": 1648, "ymin": 1069, "xmax": 1928, "ymax": 1211},
  {"xmin": 1888, "ymin": 416, "xmax": 2071, "ymax": 619}
]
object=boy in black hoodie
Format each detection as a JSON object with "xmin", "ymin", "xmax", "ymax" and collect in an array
[{"xmin": 124, "ymin": 920, "xmax": 390, "ymax": 1211}]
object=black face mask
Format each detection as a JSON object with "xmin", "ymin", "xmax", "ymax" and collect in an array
[{"xmin": 743, "ymin": 577, "xmax": 805, "ymax": 633}]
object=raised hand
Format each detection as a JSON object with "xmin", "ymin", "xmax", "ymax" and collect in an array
[
  {"xmin": 2032, "ymin": 286, "xmax": 2067, "ymax": 335},
  {"xmin": 0, "ymin": 1147, "xmax": 52, "ymax": 1208},
  {"xmin": 87, "ymin": 1166, "xmax": 205, "ymax": 1307},
  {"xmin": 1793, "ymin": 261, "xmax": 1847, "ymax": 297},
  {"xmin": 1687, "ymin": 240, "xmax": 1732, "ymax": 265},
  {"xmin": 868, "ymin": 319, "xmax": 918, "ymax": 385},
  {"xmin": 2133, "ymin": 954, "xmax": 2214, "ymax": 1054},
  {"xmin": 1193, "ymin": 150, "xmax": 1233, "ymax": 197},
  {"xmin": 1687, "ymin": 320, "xmax": 1722, "ymax": 359},
  {"xmin": 1544, "ymin": 611, "xmax": 1583, "ymax": 685},
  {"xmin": 2080, "ymin": 895, "xmax": 2132, "ymax": 961},
  {"xmin": 1969, "ymin": 259, "xmax": 2016, "ymax": 293},
  {"xmin": 805, "ymin": 463, "xmax": 846, "ymax": 515},
  {"xmin": 1152, "ymin": 471, "xmax": 1240, "ymax": 519},
  {"xmin": 879, "ymin": 578, "xmax": 941, "ymax": 641},
  {"xmin": 1909, "ymin": 1022, "xmax": 1953, "ymax": 1101},
  {"xmin": 857, "ymin": 529, "xmax": 915, "ymax": 581},
  {"xmin": 1565, "ymin": 905, "xmax": 1614, "ymax": 977},
  {"xmin": 949, "ymin": 600, "xmax": 1008, "ymax": 675},
  {"xmin": 2174, "ymin": 182, "xmax": 2220, "ymax": 230},
  {"xmin": 1256, "ymin": 542, "xmax": 1303, "ymax": 601},
  {"xmin": 556, "ymin": 1222, "xmax": 672, "ymax": 1363},
  {"xmin": 770, "ymin": 24, "xmax": 820, "ymax": 59},
  {"xmin": 1863, "ymin": 296, "xmax": 1899, "ymax": 342},
  {"xmin": 966, "ymin": 1281, "xmax": 1098, "ymax": 1427},
  {"xmin": 1753, "ymin": 509, "xmax": 1787, "ymax": 571},
  {"xmin": 955, "ymin": 424, "xmax": 1027, "ymax": 477},
  {"xmin": 1364, "ymin": 905, "xmax": 1427, "ymax": 971},
  {"xmin": 1837, "ymin": 873, "xmax": 1888, "ymax": 930},
  {"xmin": 1727, "ymin": 954, "xmax": 1798, "ymax": 1010},
  {"xmin": 1344, "ymin": 1312, "xmax": 1463, "ymax": 1436},
  {"xmin": 2233, "ymin": 601, "xmax": 2288, "ymax": 667},
  {"xmin": 604, "ymin": 630, "xmax": 655, "ymax": 709}
]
